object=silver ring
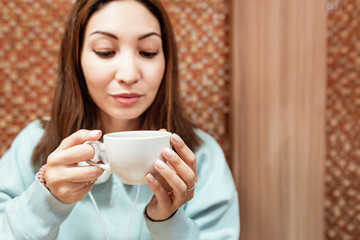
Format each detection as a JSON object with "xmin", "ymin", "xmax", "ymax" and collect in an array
[
  {"xmin": 187, "ymin": 181, "xmax": 197, "ymax": 192},
  {"xmin": 86, "ymin": 180, "xmax": 96, "ymax": 186}
]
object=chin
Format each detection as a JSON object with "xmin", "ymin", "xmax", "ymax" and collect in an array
[{"xmin": 109, "ymin": 109, "xmax": 143, "ymax": 121}]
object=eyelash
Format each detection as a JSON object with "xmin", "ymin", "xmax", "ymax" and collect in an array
[
  {"xmin": 140, "ymin": 51, "xmax": 158, "ymax": 58},
  {"xmin": 93, "ymin": 50, "xmax": 158, "ymax": 59},
  {"xmin": 94, "ymin": 51, "xmax": 115, "ymax": 58}
]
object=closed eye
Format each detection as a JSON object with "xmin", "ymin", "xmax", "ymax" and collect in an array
[
  {"xmin": 140, "ymin": 51, "xmax": 158, "ymax": 58},
  {"xmin": 94, "ymin": 50, "xmax": 115, "ymax": 58}
]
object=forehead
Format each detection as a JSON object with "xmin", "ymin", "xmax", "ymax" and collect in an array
[{"xmin": 85, "ymin": 0, "xmax": 161, "ymax": 36}]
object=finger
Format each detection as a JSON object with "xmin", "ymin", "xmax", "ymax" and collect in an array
[
  {"xmin": 146, "ymin": 173, "xmax": 172, "ymax": 206},
  {"xmin": 150, "ymin": 172, "xmax": 172, "ymax": 192},
  {"xmin": 162, "ymin": 147, "xmax": 196, "ymax": 189},
  {"xmin": 170, "ymin": 134, "xmax": 197, "ymax": 175},
  {"xmin": 159, "ymin": 128, "xmax": 167, "ymax": 132},
  {"xmin": 49, "ymin": 144, "xmax": 96, "ymax": 165},
  {"xmin": 66, "ymin": 166, "xmax": 104, "ymax": 183},
  {"xmin": 57, "ymin": 129, "xmax": 102, "ymax": 150},
  {"xmin": 154, "ymin": 160, "xmax": 187, "ymax": 203},
  {"xmin": 62, "ymin": 182, "xmax": 95, "ymax": 203},
  {"xmin": 79, "ymin": 182, "xmax": 96, "ymax": 196},
  {"xmin": 44, "ymin": 165, "xmax": 98, "ymax": 187},
  {"xmin": 82, "ymin": 179, "xmax": 97, "ymax": 187}
]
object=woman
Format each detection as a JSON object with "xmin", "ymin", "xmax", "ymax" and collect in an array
[{"xmin": 0, "ymin": 0, "xmax": 239, "ymax": 239}]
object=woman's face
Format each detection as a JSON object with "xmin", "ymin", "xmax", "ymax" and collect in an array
[{"xmin": 81, "ymin": 0, "xmax": 165, "ymax": 129}]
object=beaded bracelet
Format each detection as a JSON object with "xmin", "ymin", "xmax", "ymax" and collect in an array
[{"xmin": 37, "ymin": 164, "xmax": 47, "ymax": 187}]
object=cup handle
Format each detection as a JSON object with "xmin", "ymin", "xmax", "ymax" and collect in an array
[{"xmin": 84, "ymin": 141, "xmax": 112, "ymax": 173}]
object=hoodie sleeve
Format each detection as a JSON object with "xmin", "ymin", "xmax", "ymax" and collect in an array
[
  {"xmin": 144, "ymin": 130, "xmax": 240, "ymax": 240},
  {"xmin": 0, "ymin": 121, "xmax": 76, "ymax": 239}
]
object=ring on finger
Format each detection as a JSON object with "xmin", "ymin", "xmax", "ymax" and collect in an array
[
  {"xmin": 187, "ymin": 181, "xmax": 197, "ymax": 192},
  {"xmin": 85, "ymin": 179, "xmax": 96, "ymax": 186}
]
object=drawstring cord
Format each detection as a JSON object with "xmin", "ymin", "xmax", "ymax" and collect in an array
[
  {"xmin": 88, "ymin": 191, "xmax": 110, "ymax": 240},
  {"xmin": 127, "ymin": 185, "xmax": 141, "ymax": 240},
  {"xmin": 88, "ymin": 184, "xmax": 141, "ymax": 240}
]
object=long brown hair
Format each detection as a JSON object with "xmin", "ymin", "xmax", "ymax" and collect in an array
[{"xmin": 32, "ymin": 0, "xmax": 202, "ymax": 168}]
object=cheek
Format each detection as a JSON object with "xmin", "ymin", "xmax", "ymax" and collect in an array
[
  {"xmin": 147, "ymin": 59, "xmax": 165, "ymax": 89},
  {"xmin": 81, "ymin": 55, "xmax": 111, "ymax": 89}
]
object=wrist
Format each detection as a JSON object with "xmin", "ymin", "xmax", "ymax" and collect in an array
[{"xmin": 145, "ymin": 206, "xmax": 177, "ymax": 222}]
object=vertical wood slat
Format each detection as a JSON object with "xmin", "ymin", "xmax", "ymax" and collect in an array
[{"xmin": 230, "ymin": 0, "xmax": 327, "ymax": 239}]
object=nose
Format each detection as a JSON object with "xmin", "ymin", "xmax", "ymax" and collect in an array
[{"xmin": 115, "ymin": 52, "xmax": 140, "ymax": 85}]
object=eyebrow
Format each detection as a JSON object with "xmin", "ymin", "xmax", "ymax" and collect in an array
[
  {"xmin": 90, "ymin": 31, "xmax": 118, "ymax": 39},
  {"xmin": 90, "ymin": 31, "xmax": 161, "ymax": 40},
  {"xmin": 138, "ymin": 32, "xmax": 161, "ymax": 40}
]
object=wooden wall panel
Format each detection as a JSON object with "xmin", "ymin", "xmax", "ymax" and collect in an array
[{"xmin": 230, "ymin": 0, "xmax": 327, "ymax": 239}]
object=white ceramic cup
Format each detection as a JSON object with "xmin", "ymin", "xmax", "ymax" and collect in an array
[{"xmin": 86, "ymin": 130, "xmax": 171, "ymax": 185}]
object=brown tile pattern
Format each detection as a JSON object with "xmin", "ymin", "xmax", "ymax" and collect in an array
[
  {"xmin": 0, "ymin": 1, "xmax": 231, "ymax": 163},
  {"xmin": 162, "ymin": 0, "xmax": 231, "ymax": 161},
  {"xmin": 0, "ymin": 0, "xmax": 72, "ymax": 157},
  {"xmin": 326, "ymin": 0, "xmax": 360, "ymax": 239}
]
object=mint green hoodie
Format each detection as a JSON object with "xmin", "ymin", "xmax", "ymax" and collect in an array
[{"xmin": 0, "ymin": 120, "xmax": 239, "ymax": 239}]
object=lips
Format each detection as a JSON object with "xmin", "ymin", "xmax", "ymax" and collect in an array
[{"xmin": 111, "ymin": 93, "xmax": 143, "ymax": 106}]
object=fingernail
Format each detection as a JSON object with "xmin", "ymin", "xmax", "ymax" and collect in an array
[
  {"xmin": 171, "ymin": 133, "xmax": 181, "ymax": 143},
  {"xmin": 146, "ymin": 173, "xmax": 155, "ymax": 183},
  {"xmin": 90, "ymin": 130, "xmax": 101, "ymax": 136},
  {"xmin": 155, "ymin": 160, "xmax": 167, "ymax": 170},
  {"xmin": 164, "ymin": 147, "xmax": 174, "ymax": 158}
]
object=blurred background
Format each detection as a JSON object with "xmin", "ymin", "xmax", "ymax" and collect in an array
[{"xmin": 0, "ymin": 0, "xmax": 359, "ymax": 239}]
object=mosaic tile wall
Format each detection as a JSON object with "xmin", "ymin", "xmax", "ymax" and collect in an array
[
  {"xmin": 326, "ymin": 0, "xmax": 360, "ymax": 239},
  {"xmin": 0, "ymin": 1, "xmax": 70, "ymax": 157},
  {"xmin": 0, "ymin": 1, "xmax": 231, "ymax": 164}
]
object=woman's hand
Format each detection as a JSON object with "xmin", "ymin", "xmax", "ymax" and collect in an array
[
  {"xmin": 44, "ymin": 130, "xmax": 105, "ymax": 204},
  {"xmin": 146, "ymin": 133, "xmax": 198, "ymax": 221}
]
